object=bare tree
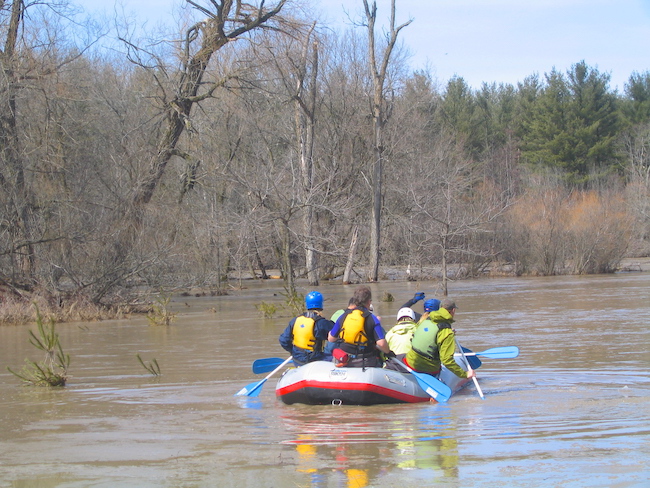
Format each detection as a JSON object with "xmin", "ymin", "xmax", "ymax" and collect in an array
[
  {"xmin": 393, "ymin": 121, "xmax": 510, "ymax": 294},
  {"xmin": 1, "ymin": 0, "xmax": 42, "ymax": 283},
  {"xmin": 362, "ymin": 0, "xmax": 411, "ymax": 281},
  {"xmin": 269, "ymin": 22, "xmax": 321, "ymax": 285},
  {"xmin": 294, "ymin": 25, "xmax": 320, "ymax": 285},
  {"xmin": 0, "ymin": 0, "xmax": 95, "ymax": 292},
  {"xmin": 620, "ymin": 122, "xmax": 650, "ymax": 253},
  {"xmin": 125, "ymin": 0, "xmax": 288, "ymax": 210}
]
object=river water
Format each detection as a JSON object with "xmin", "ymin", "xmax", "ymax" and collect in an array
[{"xmin": 0, "ymin": 273, "xmax": 648, "ymax": 487}]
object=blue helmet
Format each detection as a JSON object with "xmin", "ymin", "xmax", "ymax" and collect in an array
[
  {"xmin": 305, "ymin": 291, "xmax": 323, "ymax": 310},
  {"xmin": 424, "ymin": 298, "xmax": 441, "ymax": 312}
]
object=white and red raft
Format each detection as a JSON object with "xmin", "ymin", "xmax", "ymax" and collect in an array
[{"xmin": 275, "ymin": 357, "xmax": 475, "ymax": 406}]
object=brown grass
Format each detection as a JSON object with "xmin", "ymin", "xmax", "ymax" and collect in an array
[{"xmin": 0, "ymin": 292, "xmax": 149, "ymax": 326}]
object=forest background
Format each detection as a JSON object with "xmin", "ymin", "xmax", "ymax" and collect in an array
[{"xmin": 1, "ymin": 0, "xmax": 649, "ymax": 324}]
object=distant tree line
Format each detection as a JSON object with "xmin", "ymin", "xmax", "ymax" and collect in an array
[{"xmin": 1, "ymin": 0, "xmax": 648, "ymax": 318}]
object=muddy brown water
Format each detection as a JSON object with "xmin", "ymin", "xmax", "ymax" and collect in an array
[{"xmin": 1, "ymin": 273, "xmax": 648, "ymax": 487}]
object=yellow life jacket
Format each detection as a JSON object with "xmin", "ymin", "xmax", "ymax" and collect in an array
[
  {"xmin": 339, "ymin": 308, "xmax": 371, "ymax": 347},
  {"xmin": 292, "ymin": 315, "xmax": 317, "ymax": 351}
]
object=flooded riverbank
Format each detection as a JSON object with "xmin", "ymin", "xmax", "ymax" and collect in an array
[{"xmin": 1, "ymin": 273, "xmax": 649, "ymax": 487}]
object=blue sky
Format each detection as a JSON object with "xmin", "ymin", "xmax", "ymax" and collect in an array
[{"xmin": 75, "ymin": 0, "xmax": 650, "ymax": 93}]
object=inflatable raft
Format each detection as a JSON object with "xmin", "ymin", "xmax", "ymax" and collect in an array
[{"xmin": 275, "ymin": 357, "xmax": 475, "ymax": 406}]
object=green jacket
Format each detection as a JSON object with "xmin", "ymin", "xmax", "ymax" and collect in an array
[
  {"xmin": 385, "ymin": 319, "xmax": 418, "ymax": 355},
  {"xmin": 405, "ymin": 308, "xmax": 467, "ymax": 378}
]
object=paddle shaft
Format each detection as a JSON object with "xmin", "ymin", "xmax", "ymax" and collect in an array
[{"xmin": 455, "ymin": 339, "xmax": 484, "ymax": 399}]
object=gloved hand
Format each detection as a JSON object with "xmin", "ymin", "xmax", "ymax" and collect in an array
[
  {"xmin": 413, "ymin": 292, "xmax": 425, "ymax": 302},
  {"xmin": 386, "ymin": 350, "xmax": 397, "ymax": 358}
]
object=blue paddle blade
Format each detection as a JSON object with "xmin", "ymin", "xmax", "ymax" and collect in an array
[
  {"xmin": 455, "ymin": 346, "xmax": 520, "ymax": 360},
  {"xmin": 476, "ymin": 346, "xmax": 519, "ymax": 359},
  {"xmin": 462, "ymin": 346, "xmax": 482, "ymax": 369},
  {"xmin": 388, "ymin": 358, "xmax": 452, "ymax": 403},
  {"xmin": 237, "ymin": 356, "xmax": 293, "ymax": 397},
  {"xmin": 252, "ymin": 357, "xmax": 290, "ymax": 374},
  {"xmin": 415, "ymin": 376, "xmax": 451, "ymax": 403},
  {"xmin": 235, "ymin": 379, "xmax": 266, "ymax": 397}
]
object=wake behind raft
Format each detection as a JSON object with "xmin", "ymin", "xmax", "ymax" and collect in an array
[{"xmin": 275, "ymin": 353, "xmax": 479, "ymax": 406}]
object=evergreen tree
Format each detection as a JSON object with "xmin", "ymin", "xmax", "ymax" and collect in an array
[
  {"xmin": 520, "ymin": 62, "xmax": 619, "ymax": 184},
  {"xmin": 474, "ymin": 82, "xmax": 518, "ymax": 157},
  {"xmin": 440, "ymin": 76, "xmax": 478, "ymax": 155},
  {"xmin": 514, "ymin": 74, "xmax": 543, "ymax": 144},
  {"xmin": 566, "ymin": 61, "xmax": 619, "ymax": 179},
  {"xmin": 621, "ymin": 71, "xmax": 650, "ymax": 126},
  {"xmin": 520, "ymin": 68, "xmax": 570, "ymax": 171}
]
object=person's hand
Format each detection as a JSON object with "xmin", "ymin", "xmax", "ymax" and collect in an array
[
  {"xmin": 413, "ymin": 292, "xmax": 425, "ymax": 302},
  {"xmin": 466, "ymin": 369, "xmax": 476, "ymax": 379},
  {"xmin": 387, "ymin": 350, "xmax": 396, "ymax": 358}
]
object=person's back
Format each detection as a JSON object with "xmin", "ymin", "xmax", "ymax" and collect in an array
[
  {"xmin": 327, "ymin": 286, "xmax": 391, "ymax": 368},
  {"xmin": 386, "ymin": 307, "xmax": 418, "ymax": 355},
  {"xmin": 332, "ymin": 306, "xmax": 378, "ymax": 367},
  {"xmin": 279, "ymin": 291, "xmax": 334, "ymax": 366},
  {"xmin": 404, "ymin": 299, "xmax": 469, "ymax": 379}
]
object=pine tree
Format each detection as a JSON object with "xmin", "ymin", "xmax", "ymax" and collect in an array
[
  {"xmin": 621, "ymin": 71, "xmax": 650, "ymax": 126},
  {"xmin": 520, "ymin": 62, "xmax": 619, "ymax": 184}
]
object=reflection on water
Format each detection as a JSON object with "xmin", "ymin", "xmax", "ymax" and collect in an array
[
  {"xmin": 0, "ymin": 273, "xmax": 649, "ymax": 487},
  {"xmin": 279, "ymin": 404, "xmax": 464, "ymax": 486}
]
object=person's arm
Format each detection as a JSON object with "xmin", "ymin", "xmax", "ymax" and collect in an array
[
  {"xmin": 437, "ymin": 328, "xmax": 468, "ymax": 378},
  {"xmin": 401, "ymin": 292, "xmax": 425, "ymax": 309},
  {"xmin": 279, "ymin": 322, "xmax": 294, "ymax": 353},
  {"xmin": 328, "ymin": 319, "xmax": 341, "ymax": 343},
  {"xmin": 375, "ymin": 338, "xmax": 391, "ymax": 354},
  {"xmin": 316, "ymin": 317, "xmax": 334, "ymax": 340},
  {"xmin": 372, "ymin": 319, "xmax": 392, "ymax": 355}
]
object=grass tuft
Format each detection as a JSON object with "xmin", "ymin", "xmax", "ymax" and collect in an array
[{"xmin": 7, "ymin": 305, "xmax": 70, "ymax": 387}]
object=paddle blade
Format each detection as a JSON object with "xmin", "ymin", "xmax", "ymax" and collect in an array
[
  {"xmin": 252, "ymin": 357, "xmax": 288, "ymax": 374},
  {"xmin": 235, "ymin": 379, "xmax": 266, "ymax": 397},
  {"xmin": 412, "ymin": 373, "xmax": 452, "ymax": 403},
  {"xmin": 236, "ymin": 356, "xmax": 293, "ymax": 397},
  {"xmin": 461, "ymin": 346, "xmax": 482, "ymax": 369},
  {"xmin": 456, "ymin": 346, "xmax": 520, "ymax": 360},
  {"xmin": 388, "ymin": 358, "xmax": 452, "ymax": 403},
  {"xmin": 478, "ymin": 346, "xmax": 519, "ymax": 359},
  {"xmin": 421, "ymin": 383, "xmax": 451, "ymax": 403}
]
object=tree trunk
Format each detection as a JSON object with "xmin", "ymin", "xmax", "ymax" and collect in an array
[
  {"xmin": 343, "ymin": 225, "xmax": 359, "ymax": 284},
  {"xmin": 369, "ymin": 109, "xmax": 383, "ymax": 282},
  {"xmin": 278, "ymin": 220, "xmax": 295, "ymax": 293},
  {"xmin": 363, "ymin": 0, "xmax": 411, "ymax": 281},
  {"xmin": 441, "ymin": 229, "xmax": 449, "ymax": 297},
  {"xmin": 294, "ymin": 25, "xmax": 319, "ymax": 286}
]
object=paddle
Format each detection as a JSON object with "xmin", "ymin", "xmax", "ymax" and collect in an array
[
  {"xmin": 252, "ymin": 346, "xmax": 518, "ymax": 374},
  {"xmin": 388, "ymin": 357, "xmax": 452, "ymax": 403},
  {"xmin": 252, "ymin": 357, "xmax": 294, "ymax": 374},
  {"xmin": 454, "ymin": 346, "xmax": 519, "ymax": 360},
  {"xmin": 455, "ymin": 339, "xmax": 484, "ymax": 399},
  {"xmin": 235, "ymin": 356, "xmax": 293, "ymax": 397}
]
